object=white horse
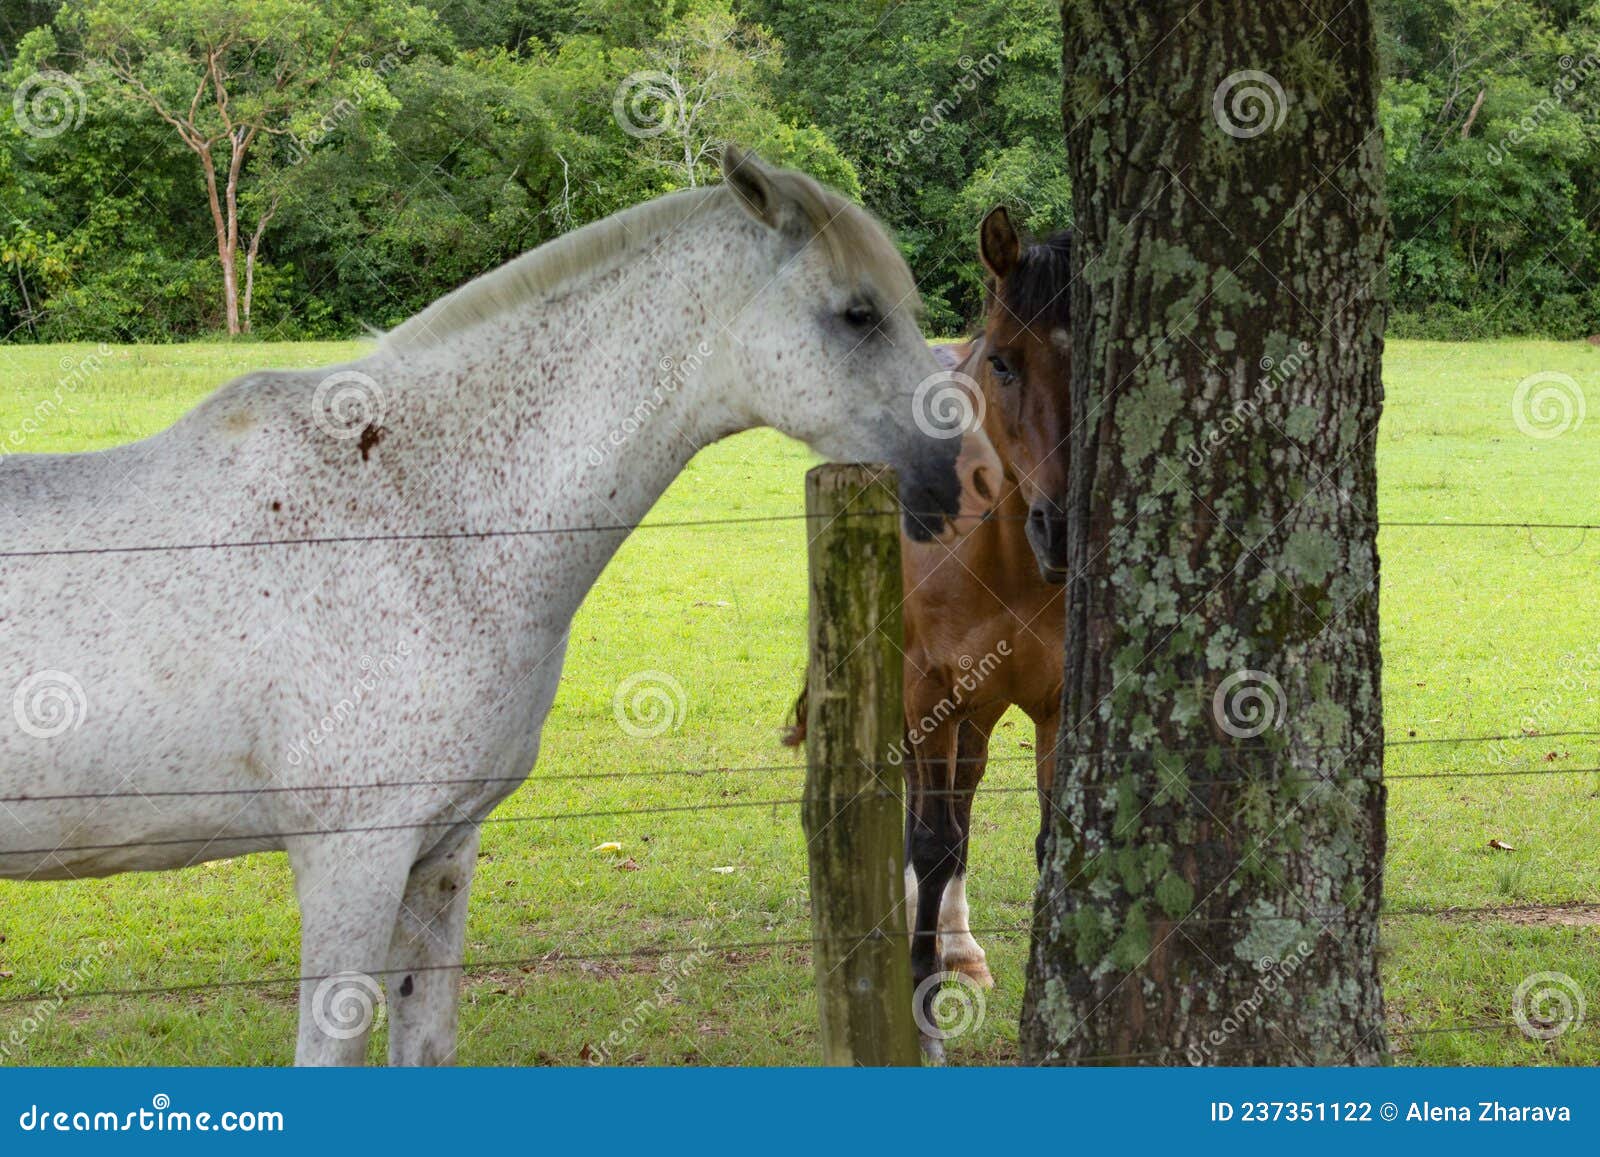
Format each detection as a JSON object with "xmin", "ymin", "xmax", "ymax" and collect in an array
[{"xmin": 0, "ymin": 147, "xmax": 980, "ymax": 1065}]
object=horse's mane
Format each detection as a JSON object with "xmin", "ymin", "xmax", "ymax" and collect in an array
[
  {"xmin": 382, "ymin": 167, "xmax": 918, "ymax": 354},
  {"xmin": 999, "ymin": 229, "xmax": 1073, "ymax": 330}
]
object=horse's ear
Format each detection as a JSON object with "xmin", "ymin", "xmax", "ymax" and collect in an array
[
  {"xmin": 722, "ymin": 143, "xmax": 782, "ymax": 230},
  {"xmin": 979, "ymin": 205, "xmax": 1021, "ymax": 280}
]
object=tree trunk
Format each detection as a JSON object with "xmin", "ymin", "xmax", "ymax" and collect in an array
[{"xmin": 1021, "ymin": 1, "xmax": 1389, "ymax": 1065}]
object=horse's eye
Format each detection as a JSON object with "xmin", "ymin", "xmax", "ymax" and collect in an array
[
  {"xmin": 988, "ymin": 354, "xmax": 1017, "ymax": 381},
  {"xmin": 842, "ymin": 304, "xmax": 879, "ymax": 328}
]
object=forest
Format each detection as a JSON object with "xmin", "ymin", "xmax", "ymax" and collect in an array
[{"xmin": 0, "ymin": 0, "xmax": 1596, "ymax": 342}]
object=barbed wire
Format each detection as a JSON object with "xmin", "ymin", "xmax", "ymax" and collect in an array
[
  {"xmin": 4, "ymin": 727, "xmax": 1598, "ymax": 808},
  {"xmin": 2, "ymin": 902, "xmax": 1593, "ymax": 1010},
  {"xmin": 1, "ymin": 513, "xmax": 1596, "ymax": 560}
]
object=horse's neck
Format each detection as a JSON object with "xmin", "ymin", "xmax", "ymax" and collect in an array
[{"xmin": 413, "ymin": 227, "xmax": 749, "ymax": 613}]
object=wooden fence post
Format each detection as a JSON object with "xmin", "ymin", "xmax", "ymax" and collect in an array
[{"xmin": 802, "ymin": 463, "xmax": 920, "ymax": 1066}]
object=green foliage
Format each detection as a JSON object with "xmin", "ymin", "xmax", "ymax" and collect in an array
[
  {"xmin": 1376, "ymin": 0, "xmax": 1600, "ymax": 337},
  {"xmin": 1, "ymin": 0, "xmax": 1597, "ymax": 340}
]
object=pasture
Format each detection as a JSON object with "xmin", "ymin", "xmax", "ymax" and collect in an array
[{"xmin": 1, "ymin": 337, "xmax": 1598, "ymax": 1065}]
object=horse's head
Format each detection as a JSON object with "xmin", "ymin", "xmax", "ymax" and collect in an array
[
  {"xmin": 718, "ymin": 145, "xmax": 963, "ymax": 542},
  {"xmin": 974, "ymin": 206, "xmax": 1073, "ymax": 582}
]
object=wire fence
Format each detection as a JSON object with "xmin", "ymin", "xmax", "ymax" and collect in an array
[
  {"xmin": 3, "ymin": 505, "xmax": 1598, "ymax": 1063},
  {"xmin": 4, "ymin": 510, "xmax": 1600, "ymax": 560}
]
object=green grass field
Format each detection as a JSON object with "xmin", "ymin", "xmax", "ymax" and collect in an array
[{"xmin": 1, "ymin": 338, "xmax": 1598, "ymax": 1066}]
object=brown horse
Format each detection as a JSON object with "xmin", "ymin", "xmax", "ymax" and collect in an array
[
  {"xmin": 900, "ymin": 208, "xmax": 1071, "ymax": 999},
  {"xmin": 786, "ymin": 207, "xmax": 1071, "ymax": 1048}
]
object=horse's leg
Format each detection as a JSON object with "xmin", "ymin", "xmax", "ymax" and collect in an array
[
  {"xmin": 1034, "ymin": 708, "xmax": 1060, "ymax": 871},
  {"xmin": 385, "ymin": 824, "xmax": 481, "ymax": 1066},
  {"xmin": 901, "ymin": 738, "xmax": 920, "ymax": 945},
  {"xmin": 937, "ymin": 712, "xmax": 1001, "ymax": 988},
  {"xmin": 906, "ymin": 719, "xmax": 963, "ymax": 1060},
  {"xmin": 289, "ymin": 833, "xmax": 417, "ymax": 1066}
]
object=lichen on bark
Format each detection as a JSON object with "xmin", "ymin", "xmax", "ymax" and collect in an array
[{"xmin": 1021, "ymin": 1, "xmax": 1389, "ymax": 1065}]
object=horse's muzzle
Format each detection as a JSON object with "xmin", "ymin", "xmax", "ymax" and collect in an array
[
  {"xmin": 1026, "ymin": 499, "xmax": 1070, "ymax": 583},
  {"xmin": 898, "ymin": 452, "xmax": 962, "ymax": 544}
]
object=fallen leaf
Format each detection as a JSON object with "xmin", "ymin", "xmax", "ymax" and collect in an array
[
  {"xmin": 1019, "ymin": 740, "xmax": 1034, "ymax": 750},
  {"xmin": 615, "ymin": 858, "xmax": 641, "ymax": 871},
  {"xmin": 710, "ymin": 866, "xmax": 737, "ymax": 874},
  {"xmin": 0, "ymin": 970, "xmax": 12, "ymax": 979},
  {"xmin": 592, "ymin": 841, "xmax": 623, "ymax": 854},
  {"xmin": 692, "ymin": 600, "xmax": 732, "ymax": 608},
  {"xmin": 1488, "ymin": 838, "xmax": 1516, "ymax": 852}
]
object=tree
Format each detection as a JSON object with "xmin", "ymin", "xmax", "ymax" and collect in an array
[
  {"xmin": 66, "ymin": 0, "xmax": 431, "ymax": 333},
  {"xmin": 1021, "ymin": 1, "xmax": 1390, "ymax": 1064}
]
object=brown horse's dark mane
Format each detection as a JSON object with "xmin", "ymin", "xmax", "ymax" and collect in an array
[{"xmin": 994, "ymin": 229, "xmax": 1072, "ymax": 331}]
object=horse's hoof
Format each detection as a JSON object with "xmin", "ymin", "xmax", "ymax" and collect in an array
[
  {"xmin": 941, "ymin": 956, "xmax": 994, "ymax": 989},
  {"xmin": 919, "ymin": 1034, "xmax": 948, "ymax": 1065},
  {"xmin": 947, "ymin": 960, "xmax": 985, "ymax": 985}
]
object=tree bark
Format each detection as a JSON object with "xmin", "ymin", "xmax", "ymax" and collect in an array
[{"xmin": 1021, "ymin": 1, "xmax": 1389, "ymax": 1065}]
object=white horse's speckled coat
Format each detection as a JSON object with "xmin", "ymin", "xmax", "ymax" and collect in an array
[{"xmin": 0, "ymin": 149, "xmax": 963, "ymax": 1065}]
